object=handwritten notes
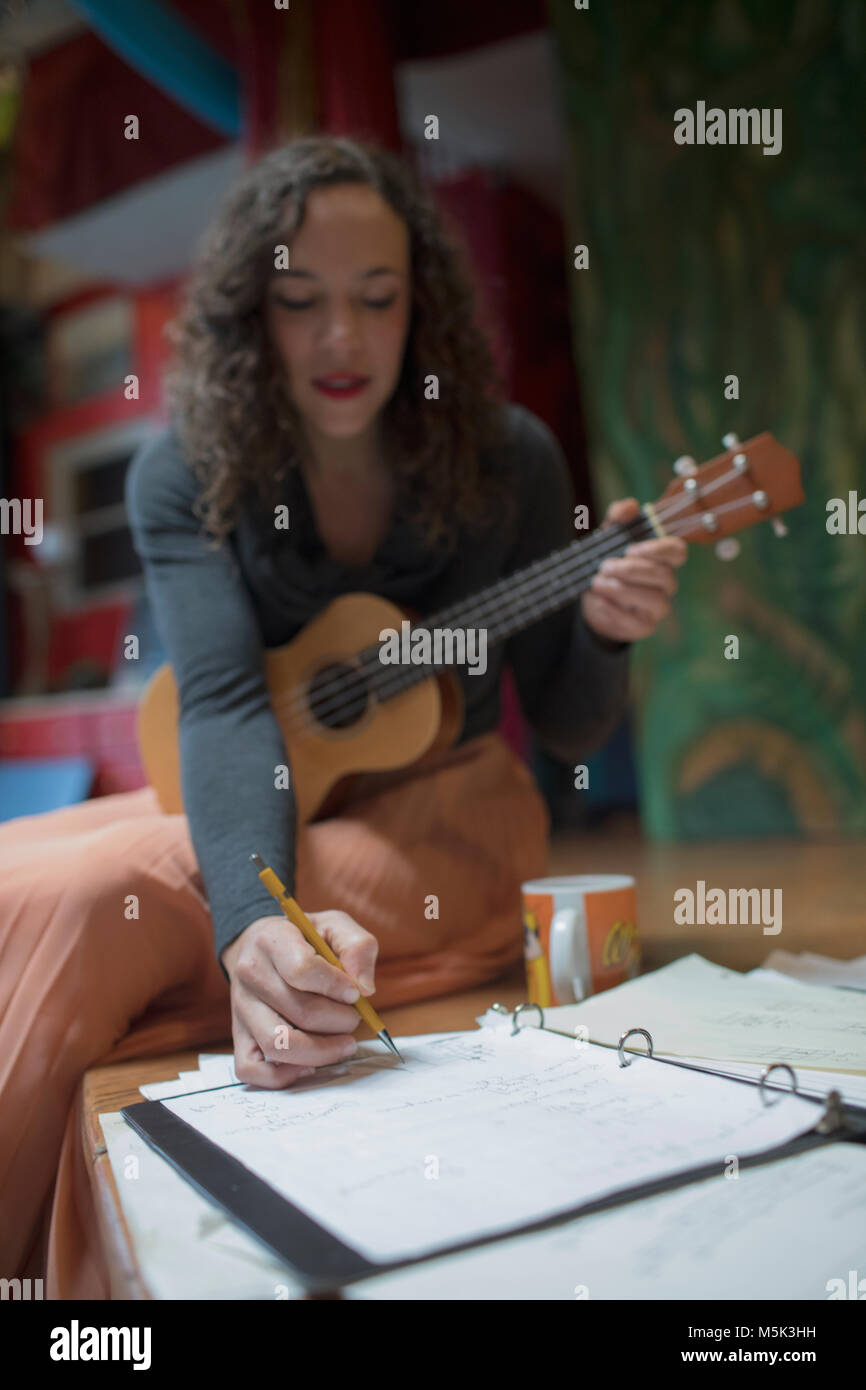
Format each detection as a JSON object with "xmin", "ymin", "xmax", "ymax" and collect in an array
[
  {"xmin": 546, "ymin": 955, "xmax": 866, "ymax": 1073},
  {"xmin": 164, "ymin": 1026, "xmax": 818, "ymax": 1264},
  {"xmin": 348, "ymin": 1143, "xmax": 866, "ymax": 1300}
]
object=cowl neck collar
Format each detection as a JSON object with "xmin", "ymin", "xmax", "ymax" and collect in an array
[{"xmin": 240, "ymin": 462, "xmax": 456, "ymax": 609}]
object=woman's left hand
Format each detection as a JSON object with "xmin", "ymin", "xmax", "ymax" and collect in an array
[{"xmin": 580, "ymin": 498, "xmax": 688, "ymax": 643}]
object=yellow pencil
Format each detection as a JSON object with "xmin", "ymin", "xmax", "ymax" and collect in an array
[{"xmin": 249, "ymin": 853, "xmax": 404, "ymax": 1063}]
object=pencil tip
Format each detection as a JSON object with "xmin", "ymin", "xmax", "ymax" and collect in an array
[{"xmin": 380, "ymin": 1030, "xmax": 405, "ymax": 1064}]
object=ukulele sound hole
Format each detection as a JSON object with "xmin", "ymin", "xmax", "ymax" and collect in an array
[{"xmin": 308, "ymin": 662, "xmax": 370, "ymax": 730}]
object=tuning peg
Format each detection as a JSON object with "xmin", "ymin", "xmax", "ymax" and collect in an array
[
  {"xmin": 673, "ymin": 455, "xmax": 697, "ymax": 476},
  {"xmin": 722, "ymin": 432, "xmax": 740, "ymax": 449},
  {"xmin": 771, "ymin": 519, "xmax": 788, "ymax": 538},
  {"xmin": 715, "ymin": 537, "xmax": 740, "ymax": 561}
]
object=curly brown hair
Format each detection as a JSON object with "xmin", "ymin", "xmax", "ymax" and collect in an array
[{"xmin": 165, "ymin": 134, "xmax": 512, "ymax": 550}]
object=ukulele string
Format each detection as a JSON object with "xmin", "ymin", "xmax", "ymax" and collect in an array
[
  {"xmin": 275, "ymin": 472, "xmax": 759, "ymax": 732},
  {"xmin": 279, "ymin": 467, "xmax": 750, "ymax": 728},
  {"xmin": 398, "ymin": 458, "xmax": 745, "ymax": 638},
  {"xmin": 270, "ymin": 517, "xmax": 645, "ymax": 728},
  {"xmin": 272, "ymin": 514, "xmax": 654, "ymax": 732},
  {"xmin": 272, "ymin": 481, "xmax": 721, "ymax": 730},
  {"xmin": 343, "ymin": 492, "xmax": 762, "ymax": 721},
  {"xmin": 277, "ymin": 482, "xmax": 757, "ymax": 733},
  {"xmin": 276, "ymin": 486, "xmax": 755, "ymax": 734},
  {"xmin": 277, "ymin": 457, "xmax": 750, "ymax": 725}
]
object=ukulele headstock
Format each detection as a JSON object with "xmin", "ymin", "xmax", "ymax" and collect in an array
[{"xmin": 651, "ymin": 433, "xmax": 805, "ymax": 545}]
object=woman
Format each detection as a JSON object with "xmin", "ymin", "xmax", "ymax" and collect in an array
[{"xmin": 0, "ymin": 136, "xmax": 685, "ymax": 1295}]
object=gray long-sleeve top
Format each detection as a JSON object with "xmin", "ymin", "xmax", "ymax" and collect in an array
[{"xmin": 125, "ymin": 402, "xmax": 630, "ymax": 963}]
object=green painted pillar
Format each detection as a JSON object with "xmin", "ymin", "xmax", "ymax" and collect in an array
[{"xmin": 548, "ymin": 0, "xmax": 866, "ymax": 838}]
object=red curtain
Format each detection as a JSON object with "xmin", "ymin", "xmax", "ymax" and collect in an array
[
  {"xmin": 432, "ymin": 169, "xmax": 590, "ymax": 759},
  {"xmin": 6, "ymin": 0, "xmax": 316, "ymax": 231},
  {"xmin": 311, "ymin": 0, "xmax": 401, "ymax": 148},
  {"xmin": 434, "ymin": 171, "xmax": 590, "ymax": 506},
  {"xmin": 6, "ymin": 30, "xmax": 228, "ymax": 232},
  {"xmin": 8, "ymin": 2, "xmax": 554, "ymax": 231}
]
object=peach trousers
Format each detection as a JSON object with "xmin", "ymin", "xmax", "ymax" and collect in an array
[{"xmin": 0, "ymin": 732, "xmax": 547, "ymax": 1297}]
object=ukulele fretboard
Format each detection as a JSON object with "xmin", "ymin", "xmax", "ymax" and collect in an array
[{"xmin": 355, "ymin": 512, "xmax": 656, "ymax": 702}]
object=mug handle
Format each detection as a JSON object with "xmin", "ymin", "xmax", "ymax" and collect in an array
[{"xmin": 549, "ymin": 903, "xmax": 591, "ymax": 1004}]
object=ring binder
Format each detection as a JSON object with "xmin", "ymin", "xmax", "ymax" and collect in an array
[
  {"xmin": 757, "ymin": 1063, "xmax": 847, "ymax": 1134},
  {"xmin": 617, "ymin": 1027, "xmax": 654, "ymax": 1068},
  {"xmin": 759, "ymin": 1062, "xmax": 798, "ymax": 1103},
  {"xmin": 817, "ymin": 1090, "xmax": 845, "ymax": 1135},
  {"xmin": 500, "ymin": 998, "xmax": 864, "ymax": 1137},
  {"xmin": 123, "ymin": 996, "xmax": 866, "ymax": 1291},
  {"xmin": 511, "ymin": 1002, "xmax": 544, "ymax": 1036}
]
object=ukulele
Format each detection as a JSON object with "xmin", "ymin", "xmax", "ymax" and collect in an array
[{"xmin": 137, "ymin": 432, "xmax": 804, "ymax": 822}]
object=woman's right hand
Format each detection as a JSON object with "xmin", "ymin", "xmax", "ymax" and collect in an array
[{"xmin": 220, "ymin": 911, "xmax": 379, "ymax": 1089}]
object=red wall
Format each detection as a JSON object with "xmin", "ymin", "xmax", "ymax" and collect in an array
[{"xmin": 8, "ymin": 284, "xmax": 178, "ymax": 692}]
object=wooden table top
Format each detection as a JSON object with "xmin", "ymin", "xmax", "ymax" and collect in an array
[{"xmin": 83, "ymin": 829, "xmax": 866, "ymax": 1298}]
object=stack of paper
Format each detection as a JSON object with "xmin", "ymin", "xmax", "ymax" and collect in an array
[
  {"xmin": 139, "ymin": 1053, "xmax": 238, "ymax": 1100},
  {"xmin": 153, "ymin": 1026, "xmax": 819, "ymax": 1265},
  {"xmin": 100, "ymin": 963, "xmax": 861, "ymax": 1297},
  {"xmin": 100, "ymin": 1100, "xmax": 866, "ymax": 1301}
]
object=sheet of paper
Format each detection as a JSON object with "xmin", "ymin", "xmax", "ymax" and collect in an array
[
  {"xmin": 543, "ymin": 954, "xmax": 866, "ymax": 1073},
  {"xmin": 671, "ymin": 1056, "xmax": 866, "ymax": 1109},
  {"xmin": 758, "ymin": 950, "xmax": 866, "ymax": 991},
  {"xmin": 139, "ymin": 1064, "xmax": 236, "ymax": 1101},
  {"xmin": 162, "ymin": 1026, "xmax": 818, "ymax": 1264},
  {"xmin": 348, "ymin": 1143, "xmax": 866, "ymax": 1300},
  {"xmin": 475, "ymin": 1009, "xmax": 866, "ymax": 1106},
  {"xmin": 100, "ymin": 1112, "xmax": 306, "ymax": 1300},
  {"xmin": 137, "ymin": 1037, "xmax": 458, "ymax": 1100},
  {"xmin": 100, "ymin": 1111, "xmax": 866, "ymax": 1301}
]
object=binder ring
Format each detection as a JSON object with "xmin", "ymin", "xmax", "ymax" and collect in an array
[
  {"xmin": 759, "ymin": 1062, "xmax": 798, "ymax": 1105},
  {"xmin": 617, "ymin": 1027, "xmax": 654, "ymax": 1067},
  {"xmin": 817, "ymin": 1090, "xmax": 844, "ymax": 1134},
  {"xmin": 511, "ymin": 1002, "xmax": 545, "ymax": 1036}
]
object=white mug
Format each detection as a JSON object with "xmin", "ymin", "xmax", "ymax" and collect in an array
[{"xmin": 522, "ymin": 874, "xmax": 639, "ymax": 1006}]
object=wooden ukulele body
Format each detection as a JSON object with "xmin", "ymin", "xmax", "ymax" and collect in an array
[{"xmin": 137, "ymin": 593, "xmax": 464, "ymax": 824}]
